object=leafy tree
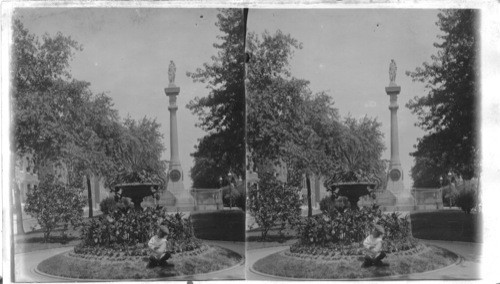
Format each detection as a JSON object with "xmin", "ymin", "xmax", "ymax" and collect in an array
[
  {"xmin": 247, "ymin": 30, "xmax": 344, "ymax": 217},
  {"xmin": 187, "ymin": 9, "xmax": 245, "ymax": 187},
  {"xmin": 12, "ymin": 18, "xmax": 165, "ymax": 222},
  {"xmin": 12, "ymin": 18, "xmax": 83, "ymax": 231},
  {"xmin": 246, "ymin": 29, "xmax": 303, "ymax": 167},
  {"xmin": 12, "ymin": 18, "xmax": 82, "ymax": 168},
  {"xmin": 25, "ymin": 174, "xmax": 86, "ymax": 242},
  {"xmin": 12, "ymin": 18, "xmax": 126, "ymax": 219},
  {"xmin": 406, "ymin": 9, "xmax": 479, "ymax": 185}
]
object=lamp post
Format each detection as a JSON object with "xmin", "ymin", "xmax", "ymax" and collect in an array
[
  {"xmin": 439, "ymin": 176, "xmax": 444, "ymax": 208},
  {"xmin": 228, "ymin": 172, "xmax": 234, "ymax": 209},
  {"xmin": 447, "ymin": 171, "xmax": 453, "ymax": 208}
]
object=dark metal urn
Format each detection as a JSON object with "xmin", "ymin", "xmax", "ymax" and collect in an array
[
  {"xmin": 114, "ymin": 183, "xmax": 160, "ymax": 210},
  {"xmin": 328, "ymin": 182, "xmax": 377, "ymax": 209}
]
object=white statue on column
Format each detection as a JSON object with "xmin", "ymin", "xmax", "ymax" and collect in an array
[
  {"xmin": 168, "ymin": 60, "xmax": 176, "ymax": 86},
  {"xmin": 389, "ymin": 59, "xmax": 397, "ymax": 85}
]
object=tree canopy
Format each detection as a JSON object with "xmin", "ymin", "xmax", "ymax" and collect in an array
[
  {"xmin": 12, "ymin": 18, "xmax": 167, "ymax": 189},
  {"xmin": 187, "ymin": 9, "xmax": 245, "ymax": 187},
  {"xmin": 406, "ymin": 9, "xmax": 479, "ymax": 187},
  {"xmin": 247, "ymin": 29, "xmax": 385, "ymax": 185}
]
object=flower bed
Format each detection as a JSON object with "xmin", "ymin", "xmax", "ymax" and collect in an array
[
  {"xmin": 286, "ymin": 242, "xmax": 427, "ymax": 261},
  {"xmin": 252, "ymin": 245, "xmax": 458, "ymax": 279},
  {"xmin": 294, "ymin": 204, "xmax": 418, "ymax": 254},
  {"xmin": 70, "ymin": 243, "xmax": 209, "ymax": 261},
  {"xmin": 79, "ymin": 204, "xmax": 201, "ymax": 253},
  {"xmin": 38, "ymin": 245, "xmax": 243, "ymax": 280}
]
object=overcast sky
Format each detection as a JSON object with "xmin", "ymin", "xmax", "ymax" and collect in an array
[
  {"xmin": 248, "ymin": 9, "xmax": 442, "ymax": 188},
  {"xmin": 15, "ymin": 8, "xmax": 223, "ymax": 188}
]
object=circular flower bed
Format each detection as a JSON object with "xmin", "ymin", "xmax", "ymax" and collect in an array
[
  {"xmin": 37, "ymin": 245, "xmax": 243, "ymax": 280},
  {"xmin": 252, "ymin": 244, "xmax": 458, "ymax": 279},
  {"xmin": 251, "ymin": 202, "xmax": 459, "ymax": 279},
  {"xmin": 36, "ymin": 201, "xmax": 243, "ymax": 279}
]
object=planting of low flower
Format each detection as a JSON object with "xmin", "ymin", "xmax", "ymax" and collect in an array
[
  {"xmin": 78, "ymin": 203, "xmax": 202, "ymax": 254},
  {"xmin": 291, "ymin": 203, "xmax": 418, "ymax": 256}
]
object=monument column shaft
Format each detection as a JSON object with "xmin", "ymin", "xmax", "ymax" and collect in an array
[
  {"xmin": 169, "ymin": 107, "xmax": 180, "ymax": 164},
  {"xmin": 389, "ymin": 95, "xmax": 401, "ymax": 167},
  {"xmin": 385, "ymin": 85, "xmax": 402, "ymax": 169},
  {"xmin": 165, "ymin": 86, "xmax": 181, "ymax": 167}
]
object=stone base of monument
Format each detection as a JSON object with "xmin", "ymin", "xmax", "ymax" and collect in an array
[
  {"xmin": 386, "ymin": 194, "xmax": 417, "ymax": 212},
  {"xmin": 157, "ymin": 190, "xmax": 196, "ymax": 212},
  {"xmin": 359, "ymin": 189, "xmax": 397, "ymax": 208},
  {"xmin": 171, "ymin": 194, "xmax": 196, "ymax": 212}
]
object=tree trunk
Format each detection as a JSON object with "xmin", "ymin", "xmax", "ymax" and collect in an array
[
  {"xmin": 306, "ymin": 174, "xmax": 312, "ymax": 217},
  {"xmin": 87, "ymin": 175, "xmax": 93, "ymax": 218},
  {"xmin": 13, "ymin": 183, "xmax": 25, "ymax": 235}
]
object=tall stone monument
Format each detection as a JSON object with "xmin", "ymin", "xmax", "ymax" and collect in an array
[
  {"xmin": 163, "ymin": 60, "xmax": 195, "ymax": 211},
  {"xmin": 385, "ymin": 59, "xmax": 415, "ymax": 211}
]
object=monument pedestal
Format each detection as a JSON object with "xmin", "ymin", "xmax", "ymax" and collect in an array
[{"xmin": 166, "ymin": 168, "xmax": 195, "ymax": 211}]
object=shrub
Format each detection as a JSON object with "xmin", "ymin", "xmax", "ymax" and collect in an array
[
  {"xmin": 319, "ymin": 196, "xmax": 336, "ymax": 214},
  {"xmin": 80, "ymin": 205, "xmax": 201, "ymax": 253},
  {"xmin": 248, "ymin": 172, "xmax": 302, "ymax": 240},
  {"xmin": 25, "ymin": 174, "xmax": 86, "ymax": 242},
  {"xmin": 99, "ymin": 197, "xmax": 117, "ymax": 215},
  {"xmin": 222, "ymin": 183, "xmax": 246, "ymax": 210},
  {"xmin": 334, "ymin": 196, "xmax": 351, "ymax": 212},
  {"xmin": 455, "ymin": 189, "xmax": 477, "ymax": 214},
  {"xmin": 320, "ymin": 195, "xmax": 351, "ymax": 214}
]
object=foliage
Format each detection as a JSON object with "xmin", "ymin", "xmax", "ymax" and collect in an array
[
  {"xmin": 190, "ymin": 153, "xmax": 224, "ymax": 189},
  {"xmin": 247, "ymin": 61, "xmax": 341, "ymax": 217},
  {"xmin": 324, "ymin": 116, "xmax": 386, "ymax": 185},
  {"xmin": 247, "ymin": 172, "xmax": 302, "ymax": 240},
  {"xmin": 80, "ymin": 205, "xmax": 201, "ymax": 253},
  {"xmin": 222, "ymin": 182, "xmax": 246, "ymax": 210},
  {"xmin": 187, "ymin": 9, "xmax": 245, "ymax": 187},
  {"xmin": 406, "ymin": 10, "xmax": 479, "ymax": 185},
  {"xmin": 25, "ymin": 174, "xmax": 86, "ymax": 242},
  {"xmin": 106, "ymin": 117, "xmax": 168, "ymax": 189},
  {"xmin": 319, "ymin": 196, "xmax": 351, "ymax": 214},
  {"xmin": 411, "ymin": 156, "xmax": 442, "ymax": 188},
  {"xmin": 246, "ymin": 29, "xmax": 385, "ymax": 217},
  {"xmin": 99, "ymin": 197, "xmax": 117, "ymax": 215},
  {"xmin": 319, "ymin": 196, "xmax": 336, "ymax": 215},
  {"xmin": 455, "ymin": 189, "xmax": 477, "ymax": 214},
  {"xmin": 12, "ymin": 18, "xmax": 130, "ymax": 219},
  {"xmin": 294, "ymin": 205, "xmax": 417, "ymax": 254},
  {"xmin": 246, "ymin": 30, "xmax": 321, "ymax": 191}
]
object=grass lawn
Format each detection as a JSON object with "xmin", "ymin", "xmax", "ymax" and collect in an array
[
  {"xmin": 410, "ymin": 210, "xmax": 482, "ymax": 242},
  {"xmin": 246, "ymin": 226, "xmax": 298, "ymax": 250},
  {"xmin": 15, "ymin": 226, "xmax": 81, "ymax": 254},
  {"xmin": 37, "ymin": 245, "xmax": 243, "ymax": 280},
  {"xmin": 253, "ymin": 245, "xmax": 457, "ymax": 279}
]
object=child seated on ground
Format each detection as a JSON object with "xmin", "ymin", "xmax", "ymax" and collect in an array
[
  {"xmin": 362, "ymin": 224, "xmax": 389, "ymax": 268},
  {"xmin": 147, "ymin": 225, "xmax": 172, "ymax": 268}
]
